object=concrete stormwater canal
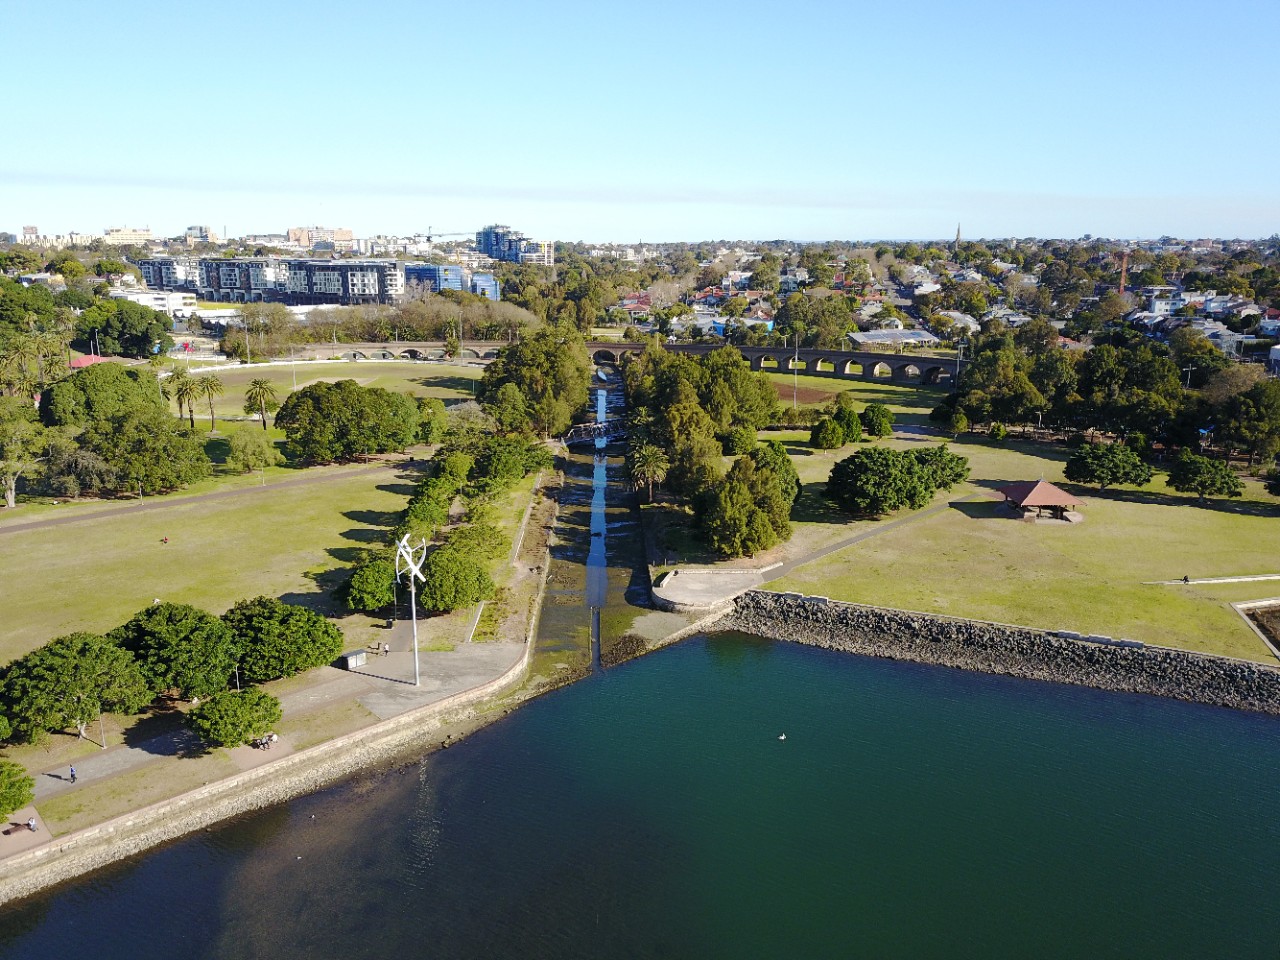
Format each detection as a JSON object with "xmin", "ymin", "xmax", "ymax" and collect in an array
[{"xmin": 533, "ymin": 369, "xmax": 635, "ymax": 674}]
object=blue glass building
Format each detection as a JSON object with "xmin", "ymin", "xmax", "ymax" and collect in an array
[
  {"xmin": 404, "ymin": 263, "xmax": 464, "ymax": 292},
  {"xmin": 470, "ymin": 273, "xmax": 500, "ymax": 301}
]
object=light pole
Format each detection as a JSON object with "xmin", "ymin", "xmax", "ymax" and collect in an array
[
  {"xmin": 792, "ymin": 333, "xmax": 799, "ymax": 410},
  {"xmin": 395, "ymin": 533, "xmax": 426, "ymax": 687}
]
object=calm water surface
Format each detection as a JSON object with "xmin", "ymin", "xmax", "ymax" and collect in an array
[{"xmin": 3, "ymin": 634, "xmax": 1279, "ymax": 959}]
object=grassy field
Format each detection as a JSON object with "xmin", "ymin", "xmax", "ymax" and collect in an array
[
  {"xmin": 0, "ymin": 466, "xmax": 417, "ymax": 662},
  {"xmin": 771, "ymin": 433, "xmax": 1280, "ymax": 661},
  {"xmin": 763, "ymin": 372, "xmax": 945, "ymax": 426},
  {"xmin": 164, "ymin": 360, "xmax": 483, "ymax": 422}
]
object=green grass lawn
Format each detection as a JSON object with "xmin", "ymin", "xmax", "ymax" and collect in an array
[
  {"xmin": 771, "ymin": 433, "xmax": 1280, "ymax": 661},
  {"xmin": 763, "ymin": 372, "xmax": 945, "ymax": 426},
  {"xmin": 165, "ymin": 360, "xmax": 482, "ymax": 422},
  {"xmin": 0, "ymin": 467, "xmax": 415, "ymax": 662}
]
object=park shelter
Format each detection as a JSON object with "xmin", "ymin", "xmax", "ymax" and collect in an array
[{"xmin": 997, "ymin": 480, "xmax": 1084, "ymax": 522}]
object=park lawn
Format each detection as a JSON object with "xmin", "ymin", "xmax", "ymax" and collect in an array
[
  {"xmin": 763, "ymin": 372, "xmax": 944, "ymax": 426},
  {"xmin": 0, "ymin": 466, "xmax": 416, "ymax": 662},
  {"xmin": 177, "ymin": 360, "xmax": 482, "ymax": 419},
  {"xmin": 770, "ymin": 434, "xmax": 1280, "ymax": 662}
]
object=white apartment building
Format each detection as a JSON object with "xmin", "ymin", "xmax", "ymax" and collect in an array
[
  {"xmin": 110, "ymin": 288, "xmax": 197, "ymax": 317},
  {"xmin": 102, "ymin": 226, "xmax": 153, "ymax": 245}
]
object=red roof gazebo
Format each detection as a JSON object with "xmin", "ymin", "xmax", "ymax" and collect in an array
[{"xmin": 996, "ymin": 480, "xmax": 1084, "ymax": 522}]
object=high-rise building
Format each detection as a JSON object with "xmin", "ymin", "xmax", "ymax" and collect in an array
[
  {"xmin": 287, "ymin": 226, "xmax": 354, "ymax": 250},
  {"xmin": 470, "ymin": 273, "xmax": 500, "ymax": 301},
  {"xmin": 476, "ymin": 224, "xmax": 553, "ymax": 266},
  {"xmin": 404, "ymin": 263, "xmax": 464, "ymax": 293}
]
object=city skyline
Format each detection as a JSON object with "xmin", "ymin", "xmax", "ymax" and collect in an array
[{"xmin": 3, "ymin": 0, "xmax": 1279, "ymax": 241}]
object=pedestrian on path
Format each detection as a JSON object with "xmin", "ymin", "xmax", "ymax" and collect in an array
[
  {"xmin": 26, "ymin": 818, "xmax": 36, "ymax": 832},
  {"xmin": 382, "ymin": 642, "xmax": 390, "ymax": 658},
  {"xmin": 69, "ymin": 765, "xmax": 77, "ymax": 784}
]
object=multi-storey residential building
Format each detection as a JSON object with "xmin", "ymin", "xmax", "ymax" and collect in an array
[
  {"xmin": 404, "ymin": 263, "xmax": 464, "ymax": 293},
  {"xmin": 287, "ymin": 226, "xmax": 355, "ymax": 250},
  {"xmin": 470, "ymin": 273, "xmax": 500, "ymax": 301},
  {"xmin": 136, "ymin": 256, "xmax": 404, "ymax": 305},
  {"xmin": 476, "ymin": 224, "xmax": 553, "ymax": 266},
  {"xmin": 102, "ymin": 226, "xmax": 153, "ymax": 245},
  {"xmin": 109, "ymin": 288, "xmax": 197, "ymax": 318}
]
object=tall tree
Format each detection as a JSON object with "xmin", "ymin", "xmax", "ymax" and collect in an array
[
  {"xmin": 0, "ymin": 632, "xmax": 151, "ymax": 743},
  {"xmin": 195, "ymin": 374, "xmax": 224, "ymax": 432},
  {"xmin": 243, "ymin": 378, "xmax": 278, "ymax": 431},
  {"xmin": 629, "ymin": 443, "xmax": 670, "ymax": 501},
  {"xmin": 170, "ymin": 371, "xmax": 200, "ymax": 430},
  {"xmin": 1165, "ymin": 451, "xmax": 1243, "ymax": 501},
  {"xmin": 1064, "ymin": 443, "xmax": 1153, "ymax": 492},
  {"xmin": 0, "ymin": 396, "xmax": 50, "ymax": 508}
]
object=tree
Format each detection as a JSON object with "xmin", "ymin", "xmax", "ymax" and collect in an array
[
  {"xmin": 194, "ymin": 374, "xmax": 224, "ymax": 432},
  {"xmin": 487, "ymin": 381, "xmax": 531, "ymax": 434},
  {"xmin": 749, "ymin": 439, "xmax": 800, "ymax": 508},
  {"xmin": 827, "ymin": 393, "xmax": 862, "ymax": 443},
  {"xmin": 0, "ymin": 397, "xmax": 50, "ymax": 508},
  {"xmin": 226, "ymin": 427, "xmax": 284, "ymax": 475},
  {"xmin": 416, "ymin": 396, "xmax": 448, "ymax": 444},
  {"xmin": 0, "ymin": 760, "xmax": 34, "ymax": 817},
  {"xmin": 629, "ymin": 443, "xmax": 670, "ymax": 501},
  {"xmin": 170, "ymin": 370, "xmax": 200, "ymax": 430},
  {"xmin": 1064, "ymin": 443, "xmax": 1153, "ymax": 492},
  {"xmin": 74, "ymin": 298, "xmax": 172, "ymax": 358},
  {"xmin": 721, "ymin": 297, "xmax": 748, "ymax": 319},
  {"xmin": 910, "ymin": 445, "xmax": 970, "ymax": 492},
  {"xmin": 38, "ymin": 362, "xmax": 165, "ymax": 428},
  {"xmin": 187, "ymin": 689, "xmax": 282, "ymax": 748},
  {"xmin": 347, "ymin": 556, "xmax": 397, "ymax": 612},
  {"xmin": 722, "ymin": 425, "xmax": 757, "ymax": 455},
  {"xmin": 81, "ymin": 406, "xmax": 212, "ymax": 495},
  {"xmin": 243, "ymin": 378, "xmax": 278, "ymax": 431},
  {"xmin": 0, "ymin": 632, "xmax": 151, "ymax": 742},
  {"xmin": 111, "ymin": 603, "xmax": 239, "ymax": 700},
  {"xmin": 810, "ymin": 417, "xmax": 844, "ymax": 450},
  {"xmin": 479, "ymin": 325, "xmax": 591, "ymax": 436},
  {"xmin": 1165, "ymin": 451, "xmax": 1244, "ymax": 501},
  {"xmin": 417, "ymin": 544, "xmax": 495, "ymax": 612},
  {"xmin": 827, "ymin": 447, "xmax": 933, "ymax": 517},
  {"xmin": 699, "ymin": 457, "xmax": 790, "ymax": 558},
  {"xmin": 221, "ymin": 596, "xmax": 344, "ymax": 684},
  {"xmin": 859, "ymin": 402, "xmax": 894, "ymax": 438},
  {"xmin": 275, "ymin": 380, "xmax": 420, "ymax": 463},
  {"xmin": 949, "ymin": 409, "xmax": 969, "ymax": 437}
]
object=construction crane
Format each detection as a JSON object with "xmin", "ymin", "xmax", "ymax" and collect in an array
[{"xmin": 423, "ymin": 226, "xmax": 474, "ymax": 243}]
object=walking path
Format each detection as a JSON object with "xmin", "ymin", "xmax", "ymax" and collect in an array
[
  {"xmin": 0, "ymin": 459, "xmax": 413, "ymax": 537},
  {"xmin": 1148, "ymin": 574, "xmax": 1280, "ymax": 585}
]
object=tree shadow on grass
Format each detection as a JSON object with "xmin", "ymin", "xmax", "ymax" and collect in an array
[
  {"xmin": 949, "ymin": 499, "xmax": 1001, "ymax": 520},
  {"xmin": 375, "ymin": 481, "xmax": 417, "ymax": 497},
  {"xmin": 791, "ymin": 483, "xmax": 847, "ymax": 524},
  {"xmin": 325, "ymin": 545, "xmax": 369, "ymax": 564},
  {"xmin": 204, "ymin": 436, "xmax": 231, "ymax": 465},
  {"xmin": 339, "ymin": 527, "xmax": 389, "ymax": 544},
  {"xmin": 122, "ymin": 702, "xmax": 207, "ymax": 759},
  {"xmin": 409, "ymin": 375, "xmax": 478, "ymax": 395},
  {"xmin": 342, "ymin": 509, "xmax": 401, "ymax": 528},
  {"xmin": 1056, "ymin": 482, "xmax": 1280, "ymax": 519}
]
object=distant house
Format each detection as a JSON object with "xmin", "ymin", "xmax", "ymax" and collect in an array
[
  {"xmin": 936, "ymin": 310, "xmax": 980, "ymax": 334},
  {"xmin": 849, "ymin": 329, "xmax": 940, "ymax": 349}
]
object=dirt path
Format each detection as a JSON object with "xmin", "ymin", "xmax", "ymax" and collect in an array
[{"xmin": 0, "ymin": 459, "xmax": 418, "ymax": 537}]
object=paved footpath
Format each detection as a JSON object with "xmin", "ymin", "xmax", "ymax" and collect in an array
[{"xmin": 27, "ymin": 628, "xmax": 524, "ymax": 808}]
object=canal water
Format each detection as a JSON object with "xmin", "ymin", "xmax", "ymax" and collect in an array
[{"xmin": 3, "ymin": 634, "xmax": 1279, "ymax": 959}]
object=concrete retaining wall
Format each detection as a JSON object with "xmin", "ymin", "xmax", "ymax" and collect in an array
[
  {"xmin": 718, "ymin": 591, "xmax": 1280, "ymax": 715},
  {"xmin": 0, "ymin": 641, "xmax": 532, "ymax": 906}
]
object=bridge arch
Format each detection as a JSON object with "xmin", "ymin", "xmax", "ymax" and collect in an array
[
  {"xmin": 785, "ymin": 356, "xmax": 807, "ymax": 372},
  {"xmin": 399, "ymin": 348, "xmax": 428, "ymax": 360},
  {"xmin": 370, "ymin": 350, "xmax": 396, "ymax": 360},
  {"xmin": 341, "ymin": 350, "xmax": 367, "ymax": 360},
  {"xmin": 895, "ymin": 363, "xmax": 922, "ymax": 381},
  {"xmin": 870, "ymin": 361, "xmax": 893, "ymax": 379},
  {"xmin": 923, "ymin": 365, "xmax": 952, "ymax": 385},
  {"xmin": 593, "ymin": 348, "xmax": 619, "ymax": 364},
  {"xmin": 481, "ymin": 349, "xmax": 499, "ymax": 359},
  {"xmin": 841, "ymin": 359, "xmax": 864, "ymax": 377},
  {"xmin": 758, "ymin": 354, "xmax": 780, "ymax": 370},
  {"xmin": 459, "ymin": 347, "xmax": 480, "ymax": 359},
  {"xmin": 812, "ymin": 357, "xmax": 835, "ymax": 373}
]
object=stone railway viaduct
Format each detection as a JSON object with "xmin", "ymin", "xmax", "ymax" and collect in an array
[{"xmin": 294, "ymin": 340, "xmax": 959, "ymax": 386}]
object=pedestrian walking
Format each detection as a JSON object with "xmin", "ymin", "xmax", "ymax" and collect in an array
[
  {"xmin": 69, "ymin": 765, "xmax": 77, "ymax": 784},
  {"xmin": 382, "ymin": 642, "xmax": 390, "ymax": 658}
]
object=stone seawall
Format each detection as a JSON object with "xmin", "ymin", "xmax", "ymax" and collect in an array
[{"xmin": 718, "ymin": 591, "xmax": 1280, "ymax": 715}]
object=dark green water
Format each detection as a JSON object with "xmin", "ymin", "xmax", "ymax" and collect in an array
[{"xmin": 4, "ymin": 634, "xmax": 1279, "ymax": 959}]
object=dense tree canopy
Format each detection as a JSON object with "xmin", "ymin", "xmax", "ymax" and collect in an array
[
  {"xmin": 1165, "ymin": 451, "xmax": 1244, "ymax": 501},
  {"xmin": 479, "ymin": 324, "xmax": 591, "ymax": 436},
  {"xmin": 221, "ymin": 596, "xmax": 345, "ymax": 684},
  {"xmin": 417, "ymin": 544, "xmax": 495, "ymax": 612},
  {"xmin": 110, "ymin": 603, "xmax": 238, "ymax": 700},
  {"xmin": 81, "ymin": 406, "xmax": 211, "ymax": 495},
  {"xmin": 0, "ymin": 632, "xmax": 150, "ymax": 742},
  {"xmin": 74, "ymin": 298, "xmax": 173, "ymax": 358},
  {"xmin": 275, "ymin": 380, "xmax": 419, "ymax": 463},
  {"xmin": 1063, "ymin": 443, "xmax": 1153, "ymax": 491},
  {"xmin": 39, "ymin": 362, "xmax": 165, "ymax": 428},
  {"xmin": 0, "ymin": 760, "xmax": 34, "ymax": 817},
  {"xmin": 187, "ymin": 689, "xmax": 282, "ymax": 748},
  {"xmin": 827, "ymin": 445, "xmax": 967, "ymax": 517},
  {"xmin": 698, "ymin": 456, "xmax": 791, "ymax": 558}
]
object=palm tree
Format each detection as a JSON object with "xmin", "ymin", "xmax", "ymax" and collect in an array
[
  {"xmin": 195, "ymin": 374, "xmax": 224, "ymax": 432},
  {"xmin": 171, "ymin": 372, "xmax": 199, "ymax": 429},
  {"xmin": 629, "ymin": 443, "xmax": 670, "ymax": 502},
  {"xmin": 244, "ymin": 378, "xmax": 278, "ymax": 431}
]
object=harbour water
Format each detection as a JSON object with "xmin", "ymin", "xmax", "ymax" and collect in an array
[{"xmin": 3, "ymin": 633, "xmax": 1279, "ymax": 959}]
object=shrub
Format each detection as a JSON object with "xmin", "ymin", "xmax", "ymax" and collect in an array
[
  {"xmin": 810, "ymin": 417, "xmax": 844, "ymax": 450},
  {"xmin": 187, "ymin": 689, "xmax": 282, "ymax": 748}
]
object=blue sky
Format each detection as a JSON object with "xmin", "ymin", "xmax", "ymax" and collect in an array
[{"xmin": 4, "ymin": 0, "xmax": 1278, "ymax": 242}]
